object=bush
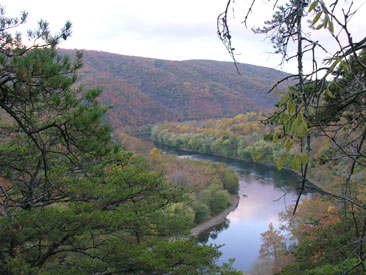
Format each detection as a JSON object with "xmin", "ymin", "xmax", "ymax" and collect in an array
[
  {"xmin": 210, "ymin": 190, "xmax": 231, "ymax": 215},
  {"xmin": 193, "ymin": 202, "xmax": 210, "ymax": 224},
  {"xmin": 222, "ymin": 171, "xmax": 239, "ymax": 194}
]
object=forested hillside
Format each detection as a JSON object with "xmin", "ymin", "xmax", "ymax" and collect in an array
[
  {"xmin": 59, "ymin": 49, "xmax": 290, "ymax": 127},
  {"xmin": 0, "ymin": 11, "xmax": 244, "ymax": 273}
]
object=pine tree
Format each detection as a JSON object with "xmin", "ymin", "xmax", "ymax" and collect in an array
[{"xmin": 0, "ymin": 8, "xmax": 221, "ymax": 274}]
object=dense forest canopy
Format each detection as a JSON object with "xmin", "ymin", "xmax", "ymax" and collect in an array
[
  {"xmin": 0, "ymin": 8, "xmax": 247, "ymax": 274},
  {"xmin": 58, "ymin": 49, "xmax": 290, "ymax": 128}
]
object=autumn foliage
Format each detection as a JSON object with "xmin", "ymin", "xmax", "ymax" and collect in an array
[{"xmin": 58, "ymin": 49, "xmax": 289, "ymax": 127}]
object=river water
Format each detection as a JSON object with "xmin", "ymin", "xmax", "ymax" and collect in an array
[{"xmin": 154, "ymin": 143, "xmax": 310, "ymax": 272}]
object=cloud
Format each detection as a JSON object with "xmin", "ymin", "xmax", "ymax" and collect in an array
[
  {"xmin": 2, "ymin": 0, "xmax": 365, "ymax": 74},
  {"xmin": 112, "ymin": 15, "xmax": 215, "ymax": 42}
]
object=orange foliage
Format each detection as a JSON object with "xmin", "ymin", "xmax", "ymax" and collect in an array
[{"xmin": 59, "ymin": 49, "xmax": 288, "ymax": 127}]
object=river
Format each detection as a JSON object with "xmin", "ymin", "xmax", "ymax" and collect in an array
[{"xmin": 154, "ymin": 142, "xmax": 311, "ymax": 272}]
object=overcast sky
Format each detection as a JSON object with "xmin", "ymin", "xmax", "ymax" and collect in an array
[{"xmin": 3, "ymin": 0, "xmax": 366, "ymax": 74}]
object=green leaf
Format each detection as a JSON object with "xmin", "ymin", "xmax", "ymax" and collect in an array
[
  {"xmin": 325, "ymin": 57, "xmax": 334, "ymax": 65},
  {"xmin": 300, "ymin": 124, "xmax": 307, "ymax": 138},
  {"xmin": 273, "ymin": 132, "xmax": 279, "ymax": 143},
  {"xmin": 308, "ymin": 1, "xmax": 318, "ymax": 12},
  {"xmin": 287, "ymin": 100, "xmax": 296, "ymax": 115},
  {"xmin": 324, "ymin": 14, "xmax": 329, "ymax": 28},
  {"xmin": 328, "ymin": 21, "xmax": 334, "ymax": 33},
  {"xmin": 294, "ymin": 113, "xmax": 302, "ymax": 128},
  {"xmin": 285, "ymin": 119, "xmax": 292, "ymax": 133},
  {"xmin": 295, "ymin": 119, "xmax": 307, "ymax": 139},
  {"xmin": 276, "ymin": 154, "xmax": 287, "ymax": 171},
  {"xmin": 326, "ymin": 87, "xmax": 335, "ymax": 98},
  {"xmin": 293, "ymin": 155, "xmax": 301, "ymax": 170},
  {"xmin": 278, "ymin": 92, "xmax": 290, "ymax": 107},
  {"xmin": 312, "ymin": 12, "xmax": 322, "ymax": 25},
  {"xmin": 286, "ymin": 140, "xmax": 293, "ymax": 151}
]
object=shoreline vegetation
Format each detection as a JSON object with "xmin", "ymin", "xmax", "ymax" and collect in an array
[
  {"xmin": 153, "ymin": 139, "xmax": 323, "ymax": 191},
  {"xmin": 153, "ymin": 139, "xmax": 330, "ymax": 238},
  {"xmin": 112, "ymin": 131, "xmax": 242, "ymax": 238},
  {"xmin": 151, "ymin": 140, "xmax": 244, "ymax": 237},
  {"xmin": 150, "ymin": 113, "xmax": 336, "ymax": 199},
  {"xmin": 191, "ymin": 194, "xmax": 240, "ymax": 237}
]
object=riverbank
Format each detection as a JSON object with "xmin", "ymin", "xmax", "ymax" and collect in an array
[
  {"xmin": 153, "ymin": 139, "xmax": 327, "ymax": 194},
  {"xmin": 190, "ymin": 194, "xmax": 240, "ymax": 237}
]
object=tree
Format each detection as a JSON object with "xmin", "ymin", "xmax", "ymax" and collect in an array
[
  {"xmin": 222, "ymin": 169, "xmax": 239, "ymax": 194},
  {"xmin": 0, "ymin": 8, "xmax": 223, "ymax": 273},
  {"xmin": 193, "ymin": 201, "xmax": 210, "ymax": 224},
  {"xmin": 218, "ymin": 0, "xmax": 366, "ymax": 272},
  {"xmin": 258, "ymin": 223, "xmax": 293, "ymax": 274},
  {"xmin": 149, "ymin": 147, "xmax": 162, "ymax": 163}
]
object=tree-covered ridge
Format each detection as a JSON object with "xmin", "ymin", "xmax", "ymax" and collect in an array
[
  {"xmin": 0, "ymin": 9, "xmax": 245, "ymax": 274},
  {"xmin": 59, "ymin": 49, "xmax": 290, "ymax": 127},
  {"xmin": 151, "ymin": 113, "xmax": 293, "ymax": 169}
]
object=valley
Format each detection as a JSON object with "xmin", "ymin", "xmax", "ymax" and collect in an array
[{"xmin": 2, "ymin": 1, "xmax": 366, "ymax": 273}]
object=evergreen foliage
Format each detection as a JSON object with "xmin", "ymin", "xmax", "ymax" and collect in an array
[{"xmin": 0, "ymin": 8, "xmax": 224, "ymax": 274}]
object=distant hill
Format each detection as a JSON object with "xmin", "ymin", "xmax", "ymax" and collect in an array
[{"xmin": 59, "ymin": 49, "xmax": 290, "ymax": 127}]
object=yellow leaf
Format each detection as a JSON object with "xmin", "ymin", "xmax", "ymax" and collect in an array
[
  {"xmin": 277, "ymin": 154, "xmax": 287, "ymax": 171},
  {"xmin": 325, "ymin": 57, "xmax": 334, "ymax": 65},
  {"xmin": 316, "ymin": 24, "xmax": 324, "ymax": 30},
  {"xmin": 276, "ymin": 158, "xmax": 282, "ymax": 171},
  {"xmin": 253, "ymin": 152, "xmax": 265, "ymax": 162},
  {"xmin": 264, "ymin": 154, "xmax": 272, "ymax": 163}
]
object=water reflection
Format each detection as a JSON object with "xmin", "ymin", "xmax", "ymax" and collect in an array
[
  {"xmin": 197, "ymin": 220, "xmax": 230, "ymax": 243},
  {"xmin": 154, "ymin": 143, "xmax": 311, "ymax": 272},
  {"xmin": 196, "ymin": 173, "xmax": 302, "ymax": 272}
]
